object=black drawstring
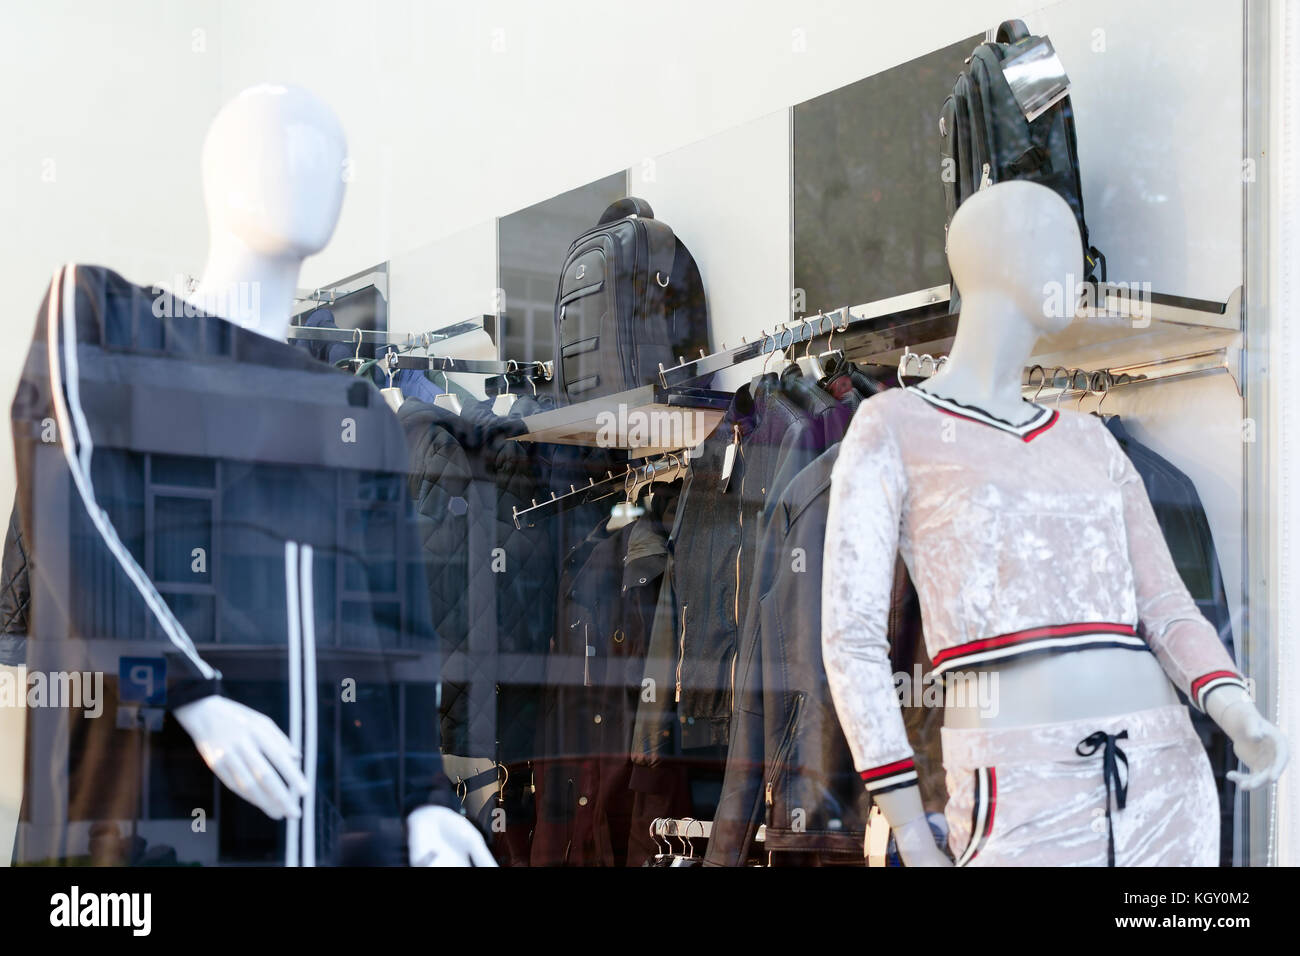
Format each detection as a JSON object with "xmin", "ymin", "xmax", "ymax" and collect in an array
[{"xmin": 1075, "ymin": 730, "xmax": 1129, "ymax": 867}]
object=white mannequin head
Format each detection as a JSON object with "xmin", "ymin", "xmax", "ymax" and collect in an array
[
  {"xmin": 947, "ymin": 179, "xmax": 1082, "ymax": 335},
  {"xmin": 201, "ymin": 84, "xmax": 346, "ymax": 259},
  {"xmin": 190, "ymin": 84, "xmax": 346, "ymax": 339}
]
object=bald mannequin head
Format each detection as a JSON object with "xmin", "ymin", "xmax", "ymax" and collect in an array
[
  {"xmin": 947, "ymin": 180, "xmax": 1082, "ymax": 335},
  {"xmin": 200, "ymin": 84, "xmax": 347, "ymax": 259}
]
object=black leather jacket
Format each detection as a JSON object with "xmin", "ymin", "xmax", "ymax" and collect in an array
[
  {"xmin": 632, "ymin": 372, "xmax": 820, "ymax": 761},
  {"xmin": 532, "ymin": 503, "xmax": 673, "ymax": 866},
  {"xmin": 705, "ymin": 443, "xmax": 943, "ymax": 866}
]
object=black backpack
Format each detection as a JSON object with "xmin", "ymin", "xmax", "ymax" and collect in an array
[
  {"xmin": 553, "ymin": 197, "xmax": 708, "ymax": 404},
  {"xmin": 940, "ymin": 20, "xmax": 1105, "ymax": 310}
]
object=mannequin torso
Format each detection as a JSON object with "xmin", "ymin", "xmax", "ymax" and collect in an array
[
  {"xmin": 170, "ymin": 84, "xmax": 491, "ymax": 865},
  {"xmin": 832, "ymin": 181, "xmax": 1287, "ymax": 865}
]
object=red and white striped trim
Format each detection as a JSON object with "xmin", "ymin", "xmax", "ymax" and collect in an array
[
  {"xmin": 930, "ymin": 622, "xmax": 1147, "ymax": 676},
  {"xmin": 859, "ymin": 757, "xmax": 918, "ymax": 795},
  {"xmin": 1190, "ymin": 670, "xmax": 1248, "ymax": 712},
  {"xmin": 956, "ymin": 767, "xmax": 997, "ymax": 867},
  {"xmin": 906, "ymin": 385, "xmax": 1059, "ymax": 442}
]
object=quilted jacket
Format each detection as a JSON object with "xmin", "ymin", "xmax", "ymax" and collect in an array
[
  {"xmin": 398, "ymin": 396, "xmax": 557, "ymax": 763},
  {"xmin": 0, "ymin": 504, "xmax": 28, "ymax": 668}
]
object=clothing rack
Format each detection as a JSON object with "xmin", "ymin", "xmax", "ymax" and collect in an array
[
  {"xmin": 511, "ymin": 451, "xmax": 689, "ymax": 529},
  {"xmin": 380, "ymin": 349, "xmax": 553, "ymax": 383},
  {"xmin": 655, "ymin": 284, "xmax": 1240, "ymax": 389},
  {"xmin": 287, "ymin": 315, "xmax": 491, "ymax": 347},
  {"xmin": 291, "ymin": 265, "xmax": 388, "ymax": 317},
  {"xmin": 657, "ymin": 288, "xmax": 944, "ymax": 387},
  {"xmin": 1021, "ymin": 348, "xmax": 1241, "ymax": 398},
  {"xmin": 894, "ymin": 346, "xmax": 1239, "ymax": 397},
  {"xmin": 649, "ymin": 818, "xmax": 766, "ymax": 843}
]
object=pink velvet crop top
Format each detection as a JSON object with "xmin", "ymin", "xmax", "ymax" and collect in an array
[{"xmin": 821, "ymin": 385, "xmax": 1246, "ymax": 796}]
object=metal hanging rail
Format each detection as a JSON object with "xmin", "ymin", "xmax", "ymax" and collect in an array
[
  {"xmin": 657, "ymin": 285, "xmax": 950, "ymax": 388},
  {"xmin": 382, "ymin": 351, "xmax": 553, "ymax": 381},
  {"xmin": 288, "ymin": 315, "xmax": 491, "ymax": 347},
  {"xmin": 291, "ymin": 265, "xmax": 388, "ymax": 317},
  {"xmin": 656, "ymin": 284, "xmax": 1240, "ymax": 389},
  {"xmin": 1022, "ymin": 347, "xmax": 1240, "ymax": 398},
  {"xmin": 511, "ymin": 452, "xmax": 689, "ymax": 529},
  {"xmin": 649, "ymin": 818, "xmax": 766, "ymax": 843}
]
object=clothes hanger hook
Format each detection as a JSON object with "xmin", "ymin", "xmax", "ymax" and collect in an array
[
  {"xmin": 1093, "ymin": 370, "xmax": 1112, "ymax": 416},
  {"xmin": 804, "ymin": 312, "xmax": 821, "ymax": 360},
  {"xmin": 1026, "ymin": 364, "xmax": 1046, "ymax": 401},
  {"xmin": 383, "ymin": 347, "xmax": 396, "ymax": 389},
  {"xmin": 896, "ymin": 345, "xmax": 913, "ymax": 389},
  {"xmin": 761, "ymin": 330, "xmax": 777, "ymax": 375}
]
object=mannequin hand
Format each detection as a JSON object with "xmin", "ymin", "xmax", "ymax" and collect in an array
[
  {"xmin": 892, "ymin": 815, "xmax": 954, "ymax": 867},
  {"xmin": 870, "ymin": 787, "xmax": 951, "ymax": 866},
  {"xmin": 173, "ymin": 695, "xmax": 308, "ymax": 819},
  {"xmin": 1207, "ymin": 690, "xmax": 1290, "ymax": 789},
  {"xmin": 408, "ymin": 805, "xmax": 496, "ymax": 867}
]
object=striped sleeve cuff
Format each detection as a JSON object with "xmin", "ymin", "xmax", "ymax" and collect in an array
[
  {"xmin": 1190, "ymin": 670, "xmax": 1248, "ymax": 712},
  {"xmin": 859, "ymin": 757, "xmax": 919, "ymax": 795}
]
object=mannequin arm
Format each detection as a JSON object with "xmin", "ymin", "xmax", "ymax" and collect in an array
[
  {"xmin": 822, "ymin": 400, "xmax": 939, "ymax": 861},
  {"xmin": 872, "ymin": 788, "xmax": 952, "ymax": 867},
  {"xmin": 1205, "ymin": 686, "xmax": 1290, "ymax": 789},
  {"xmin": 407, "ymin": 805, "xmax": 496, "ymax": 866},
  {"xmin": 174, "ymin": 695, "xmax": 308, "ymax": 819}
]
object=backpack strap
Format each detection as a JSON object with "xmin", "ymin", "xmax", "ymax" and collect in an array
[
  {"xmin": 995, "ymin": 19, "xmax": 1030, "ymax": 44},
  {"xmin": 641, "ymin": 217, "xmax": 678, "ymax": 305},
  {"xmin": 598, "ymin": 196, "xmax": 655, "ymax": 224}
]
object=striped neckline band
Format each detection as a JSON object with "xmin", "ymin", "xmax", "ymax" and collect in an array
[{"xmin": 906, "ymin": 385, "xmax": 1059, "ymax": 442}]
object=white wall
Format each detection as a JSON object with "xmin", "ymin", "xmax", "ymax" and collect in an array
[
  {"xmin": 212, "ymin": 0, "xmax": 1052, "ymax": 292},
  {"xmin": 1024, "ymin": 0, "xmax": 1243, "ymax": 302},
  {"xmin": 627, "ymin": 109, "xmax": 792, "ymax": 391}
]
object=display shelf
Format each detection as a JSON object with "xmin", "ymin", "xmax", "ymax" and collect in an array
[
  {"xmin": 835, "ymin": 285, "xmax": 1242, "ymax": 369},
  {"xmin": 512, "ymin": 384, "xmax": 732, "ymax": 456},
  {"xmin": 515, "ymin": 284, "xmax": 1240, "ymax": 452}
]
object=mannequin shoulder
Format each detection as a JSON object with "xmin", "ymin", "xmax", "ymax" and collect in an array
[{"xmin": 839, "ymin": 389, "xmax": 912, "ymax": 458}]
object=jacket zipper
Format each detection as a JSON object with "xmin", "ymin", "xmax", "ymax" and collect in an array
[
  {"xmin": 675, "ymin": 604, "xmax": 688, "ymax": 703},
  {"xmin": 764, "ymin": 693, "xmax": 806, "ymax": 825},
  {"xmin": 730, "ymin": 649, "xmax": 737, "ymax": 715}
]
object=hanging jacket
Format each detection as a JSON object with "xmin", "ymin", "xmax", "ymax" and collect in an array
[
  {"xmin": 706, "ymin": 444, "xmax": 945, "ymax": 866},
  {"xmin": 396, "ymin": 395, "xmax": 558, "ymax": 764},
  {"xmin": 631, "ymin": 368, "xmax": 865, "ymax": 769},
  {"xmin": 532, "ymin": 505, "xmax": 672, "ymax": 866},
  {"xmin": 292, "ymin": 306, "xmax": 445, "ymax": 403},
  {"xmin": 1103, "ymin": 415, "xmax": 1238, "ymax": 867},
  {"xmin": 8, "ymin": 265, "xmax": 453, "ymax": 867},
  {"xmin": 668, "ymin": 374, "xmax": 814, "ymax": 750},
  {"xmin": 1103, "ymin": 417, "xmax": 1235, "ymax": 654}
]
